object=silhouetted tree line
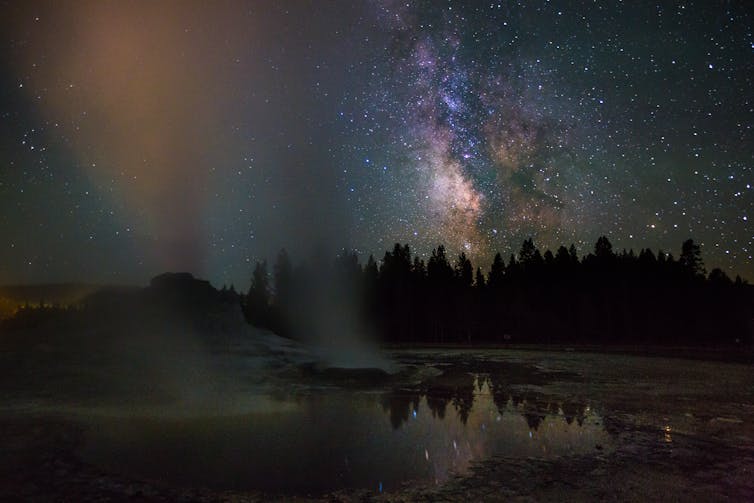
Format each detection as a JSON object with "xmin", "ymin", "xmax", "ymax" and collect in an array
[{"xmin": 243, "ymin": 237, "xmax": 753, "ymax": 347}]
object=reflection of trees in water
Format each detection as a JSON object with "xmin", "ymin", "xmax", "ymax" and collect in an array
[
  {"xmin": 382, "ymin": 370, "xmax": 589, "ymax": 431},
  {"xmin": 488, "ymin": 376, "xmax": 509, "ymax": 417},
  {"xmin": 425, "ymin": 387, "xmax": 451, "ymax": 419},
  {"xmin": 449, "ymin": 372, "xmax": 476, "ymax": 425},
  {"xmin": 561, "ymin": 399, "xmax": 587, "ymax": 426},
  {"xmin": 523, "ymin": 411, "xmax": 544, "ymax": 430},
  {"xmin": 422, "ymin": 369, "xmax": 475, "ymax": 424},
  {"xmin": 381, "ymin": 391, "xmax": 421, "ymax": 429}
]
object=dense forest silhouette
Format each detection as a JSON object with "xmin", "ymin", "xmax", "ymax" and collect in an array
[
  {"xmin": 242, "ymin": 237, "xmax": 753, "ymax": 347},
  {"xmin": 2, "ymin": 237, "xmax": 751, "ymax": 349}
]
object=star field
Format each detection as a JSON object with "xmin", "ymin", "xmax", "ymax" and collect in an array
[{"xmin": 0, "ymin": 1, "xmax": 751, "ymax": 286}]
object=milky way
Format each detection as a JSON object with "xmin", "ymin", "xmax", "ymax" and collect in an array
[
  {"xmin": 0, "ymin": 1, "xmax": 751, "ymax": 286},
  {"xmin": 365, "ymin": 7, "xmax": 582, "ymax": 261},
  {"xmin": 344, "ymin": 0, "xmax": 752, "ymax": 275}
]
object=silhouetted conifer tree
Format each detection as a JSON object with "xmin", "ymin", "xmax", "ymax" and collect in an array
[
  {"xmin": 427, "ymin": 246, "xmax": 453, "ymax": 341},
  {"xmin": 680, "ymin": 239, "xmax": 705, "ymax": 278},
  {"xmin": 594, "ymin": 236, "xmax": 614, "ymax": 259},
  {"xmin": 412, "ymin": 255, "xmax": 427, "ymax": 279},
  {"xmin": 568, "ymin": 244, "xmax": 579, "ymax": 264},
  {"xmin": 519, "ymin": 238, "xmax": 537, "ymax": 264},
  {"xmin": 475, "ymin": 267, "xmax": 486, "ymax": 288},
  {"xmin": 543, "ymin": 249, "xmax": 554, "ymax": 265},
  {"xmin": 455, "ymin": 252, "xmax": 473, "ymax": 287},
  {"xmin": 507, "ymin": 254, "xmax": 519, "ymax": 275},
  {"xmin": 245, "ymin": 260, "xmax": 270, "ymax": 326},
  {"xmin": 555, "ymin": 246, "xmax": 570, "ymax": 264},
  {"xmin": 708, "ymin": 268, "xmax": 731, "ymax": 285},
  {"xmin": 488, "ymin": 252, "xmax": 505, "ymax": 288},
  {"xmin": 428, "ymin": 245, "xmax": 453, "ymax": 284},
  {"xmin": 364, "ymin": 254, "xmax": 378, "ymax": 283}
]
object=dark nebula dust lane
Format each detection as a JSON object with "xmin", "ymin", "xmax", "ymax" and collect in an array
[{"xmin": 0, "ymin": 1, "xmax": 751, "ymax": 286}]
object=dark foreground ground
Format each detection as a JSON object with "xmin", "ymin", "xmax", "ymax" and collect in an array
[{"xmin": 1, "ymin": 345, "xmax": 753, "ymax": 501}]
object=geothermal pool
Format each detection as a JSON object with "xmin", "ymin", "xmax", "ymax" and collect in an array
[
  {"xmin": 79, "ymin": 376, "xmax": 610, "ymax": 494},
  {"xmin": 1, "ymin": 347, "xmax": 753, "ymax": 500}
]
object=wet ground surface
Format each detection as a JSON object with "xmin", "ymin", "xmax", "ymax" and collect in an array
[{"xmin": 1, "ymin": 347, "xmax": 753, "ymax": 501}]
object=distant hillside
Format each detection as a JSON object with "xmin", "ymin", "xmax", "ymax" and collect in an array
[
  {"xmin": 0, "ymin": 273, "xmax": 244, "ymax": 335},
  {"xmin": 0, "ymin": 273, "xmax": 251, "ymax": 356},
  {"xmin": 0, "ymin": 283, "xmax": 134, "ymax": 319}
]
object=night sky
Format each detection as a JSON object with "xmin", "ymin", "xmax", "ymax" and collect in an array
[{"xmin": 0, "ymin": 0, "xmax": 751, "ymax": 287}]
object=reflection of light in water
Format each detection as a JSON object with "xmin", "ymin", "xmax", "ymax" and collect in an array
[
  {"xmin": 390, "ymin": 377, "xmax": 613, "ymax": 485},
  {"xmin": 662, "ymin": 416, "xmax": 672, "ymax": 443},
  {"xmin": 80, "ymin": 375, "xmax": 613, "ymax": 494}
]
